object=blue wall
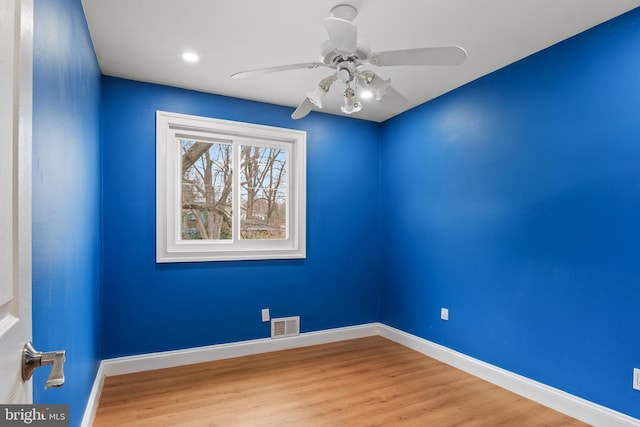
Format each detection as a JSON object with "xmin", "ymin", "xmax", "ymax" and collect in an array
[
  {"xmin": 101, "ymin": 77, "xmax": 381, "ymax": 358},
  {"xmin": 32, "ymin": 0, "xmax": 102, "ymax": 425},
  {"xmin": 30, "ymin": 0, "xmax": 640, "ymax": 422},
  {"xmin": 379, "ymin": 8, "xmax": 640, "ymax": 418}
]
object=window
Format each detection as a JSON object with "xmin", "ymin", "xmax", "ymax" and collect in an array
[{"xmin": 156, "ymin": 111, "xmax": 306, "ymax": 262}]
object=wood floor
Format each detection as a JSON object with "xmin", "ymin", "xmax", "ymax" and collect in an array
[{"xmin": 93, "ymin": 336, "xmax": 588, "ymax": 426}]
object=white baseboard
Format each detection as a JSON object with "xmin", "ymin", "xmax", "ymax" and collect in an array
[
  {"xmin": 379, "ymin": 324, "xmax": 640, "ymax": 427},
  {"xmin": 101, "ymin": 323, "xmax": 379, "ymax": 377},
  {"xmin": 81, "ymin": 322, "xmax": 640, "ymax": 427},
  {"xmin": 80, "ymin": 361, "xmax": 105, "ymax": 427}
]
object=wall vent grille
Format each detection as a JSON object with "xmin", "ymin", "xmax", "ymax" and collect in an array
[{"xmin": 271, "ymin": 316, "xmax": 300, "ymax": 339}]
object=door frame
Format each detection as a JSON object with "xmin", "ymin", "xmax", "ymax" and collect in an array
[
  {"xmin": 16, "ymin": 0, "xmax": 34, "ymax": 377},
  {"xmin": 16, "ymin": 0, "xmax": 33, "ymax": 290},
  {"xmin": 1, "ymin": 0, "xmax": 34, "ymax": 402}
]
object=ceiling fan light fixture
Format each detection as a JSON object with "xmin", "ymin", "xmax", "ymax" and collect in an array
[
  {"xmin": 341, "ymin": 86, "xmax": 362, "ymax": 114},
  {"xmin": 373, "ymin": 79, "xmax": 391, "ymax": 100},
  {"xmin": 307, "ymin": 85, "xmax": 326, "ymax": 108},
  {"xmin": 360, "ymin": 89, "xmax": 374, "ymax": 100},
  {"xmin": 340, "ymin": 102, "xmax": 361, "ymax": 114},
  {"xmin": 306, "ymin": 75, "xmax": 338, "ymax": 110},
  {"xmin": 359, "ymin": 72, "xmax": 391, "ymax": 100}
]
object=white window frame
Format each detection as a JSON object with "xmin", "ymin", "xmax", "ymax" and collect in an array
[{"xmin": 156, "ymin": 111, "xmax": 306, "ymax": 262}]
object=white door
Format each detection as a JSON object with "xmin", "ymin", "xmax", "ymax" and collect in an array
[{"xmin": 0, "ymin": 0, "xmax": 33, "ymax": 403}]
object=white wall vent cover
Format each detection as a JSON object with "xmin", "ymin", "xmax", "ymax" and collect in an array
[{"xmin": 271, "ymin": 316, "xmax": 300, "ymax": 339}]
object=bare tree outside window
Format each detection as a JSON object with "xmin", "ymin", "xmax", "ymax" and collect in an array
[
  {"xmin": 240, "ymin": 145, "xmax": 287, "ymax": 240},
  {"xmin": 181, "ymin": 140, "xmax": 288, "ymax": 241},
  {"xmin": 181, "ymin": 140, "xmax": 232, "ymax": 240}
]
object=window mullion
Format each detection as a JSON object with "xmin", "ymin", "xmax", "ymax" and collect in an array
[
  {"xmin": 285, "ymin": 146, "xmax": 292, "ymax": 241},
  {"xmin": 171, "ymin": 132, "xmax": 182, "ymax": 244},
  {"xmin": 232, "ymin": 140, "xmax": 240, "ymax": 243}
]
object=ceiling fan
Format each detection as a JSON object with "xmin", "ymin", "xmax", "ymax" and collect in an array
[{"xmin": 231, "ymin": 4, "xmax": 468, "ymax": 120}]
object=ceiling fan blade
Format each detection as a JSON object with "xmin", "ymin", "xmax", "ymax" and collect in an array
[
  {"xmin": 379, "ymin": 85, "xmax": 410, "ymax": 115},
  {"xmin": 370, "ymin": 46, "xmax": 467, "ymax": 67},
  {"xmin": 231, "ymin": 62, "xmax": 322, "ymax": 79},
  {"xmin": 291, "ymin": 97, "xmax": 314, "ymax": 120},
  {"xmin": 323, "ymin": 17, "xmax": 357, "ymax": 54}
]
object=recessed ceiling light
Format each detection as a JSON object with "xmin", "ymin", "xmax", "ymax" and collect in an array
[{"xmin": 182, "ymin": 51, "xmax": 199, "ymax": 63}]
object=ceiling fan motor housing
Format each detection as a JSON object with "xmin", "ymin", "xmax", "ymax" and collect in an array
[
  {"xmin": 336, "ymin": 60, "xmax": 356, "ymax": 82},
  {"xmin": 319, "ymin": 40, "xmax": 371, "ymax": 67},
  {"xmin": 329, "ymin": 4, "xmax": 358, "ymax": 21}
]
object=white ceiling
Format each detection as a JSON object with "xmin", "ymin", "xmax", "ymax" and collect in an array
[{"xmin": 82, "ymin": 1, "xmax": 639, "ymax": 122}]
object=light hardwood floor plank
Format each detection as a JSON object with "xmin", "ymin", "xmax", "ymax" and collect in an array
[{"xmin": 93, "ymin": 336, "xmax": 588, "ymax": 426}]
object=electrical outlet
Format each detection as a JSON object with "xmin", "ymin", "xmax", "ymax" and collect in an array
[
  {"xmin": 441, "ymin": 308, "xmax": 449, "ymax": 321},
  {"xmin": 634, "ymin": 368, "xmax": 640, "ymax": 391},
  {"xmin": 261, "ymin": 308, "xmax": 270, "ymax": 322}
]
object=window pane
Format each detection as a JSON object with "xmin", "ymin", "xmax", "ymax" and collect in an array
[
  {"xmin": 181, "ymin": 140, "xmax": 232, "ymax": 240},
  {"xmin": 240, "ymin": 145, "xmax": 287, "ymax": 240}
]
